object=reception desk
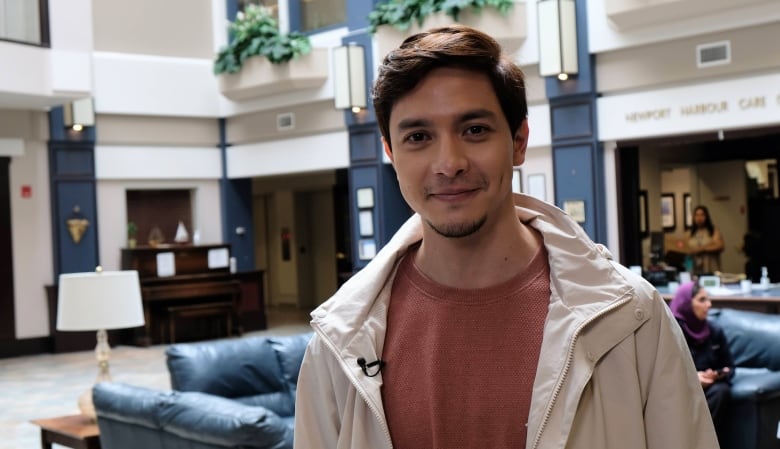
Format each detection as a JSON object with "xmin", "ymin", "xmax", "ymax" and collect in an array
[{"xmin": 657, "ymin": 284, "xmax": 780, "ymax": 314}]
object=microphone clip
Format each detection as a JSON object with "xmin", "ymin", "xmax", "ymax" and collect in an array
[{"xmin": 357, "ymin": 357, "xmax": 385, "ymax": 377}]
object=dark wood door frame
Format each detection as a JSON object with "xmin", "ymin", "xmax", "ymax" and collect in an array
[
  {"xmin": 616, "ymin": 146, "xmax": 642, "ymax": 267},
  {"xmin": 0, "ymin": 157, "xmax": 15, "ymax": 340}
]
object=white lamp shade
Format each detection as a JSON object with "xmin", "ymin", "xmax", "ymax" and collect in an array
[
  {"xmin": 333, "ymin": 44, "xmax": 367, "ymax": 110},
  {"xmin": 57, "ymin": 270, "xmax": 145, "ymax": 331},
  {"xmin": 538, "ymin": 0, "xmax": 578, "ymax": 78}
]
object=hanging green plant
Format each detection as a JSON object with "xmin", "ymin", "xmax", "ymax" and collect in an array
[
  {"xmin": 368, "ymin": 0, "xmax": 515, "ymax": 34},
  {"xmin": 214, "ymin": 4, "xmax": 313, "ymax": 75}
]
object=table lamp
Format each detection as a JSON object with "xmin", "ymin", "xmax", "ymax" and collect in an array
[{"xmin": 56, "ymin": 267, "xmax": 145, "ymax": 420}]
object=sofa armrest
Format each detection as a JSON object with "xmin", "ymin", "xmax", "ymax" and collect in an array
[
  {"xmin": 93, "ymin": 382, "xmax": 166, "ymax": 429},
  {"xmin": 730, "ymin": 368, "xmax": 780, "ymax": 402},
  {"xmin": 159, "ymin": 391, "xmax": 293, "ymax": 449}
]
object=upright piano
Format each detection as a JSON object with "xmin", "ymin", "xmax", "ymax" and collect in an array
[{"xmin": 121, "ymin": 244, "xmax": 266, "ymax": 345}]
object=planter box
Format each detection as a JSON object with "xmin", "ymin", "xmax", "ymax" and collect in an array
[
  {"xmin": 218, "ymin": 48, "xmax": 328, "ymax": 101},
  {"xmin": 374, "ymin": 2, "xmax": 527, "ymax": 60}
]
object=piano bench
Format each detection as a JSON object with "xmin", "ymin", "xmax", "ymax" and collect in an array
[{"xmin": 166, "ymin": 301, "xmax": 234, "ymax": 343}]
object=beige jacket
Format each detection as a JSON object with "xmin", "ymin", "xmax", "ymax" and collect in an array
[{"xmin": 294, "ymin": 194, "xmax": 718, "ymax": 449}]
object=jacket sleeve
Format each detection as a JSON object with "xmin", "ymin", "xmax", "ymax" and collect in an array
[
  {"xmin": 294, "ymin": 335, "xmax": 341, "ymax": 449},
  {"xmin": 642, "ymin": 292, "xmax": 721, "ymax": 449}
]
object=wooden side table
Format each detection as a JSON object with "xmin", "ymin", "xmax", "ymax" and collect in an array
[{"xmin": 31, "ymin": 414, "xmax": 100, "ymax": 449}]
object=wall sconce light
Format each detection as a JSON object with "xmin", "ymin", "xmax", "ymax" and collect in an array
[
  {"xmin": 538, "ymin": 0, "xmax": 578, "ymax": 81},
  {"xmin": 333, "ymin": 43, "xmax": 367, "ymax": 113},
  {"xmin": 63, "ymin": 97, "xmax": 95, "ymax": 131}
]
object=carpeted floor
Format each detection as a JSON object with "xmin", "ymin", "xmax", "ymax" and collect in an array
[{"xmin": 0, "ymin": 307, "xmax": 312, "ymax": 449}]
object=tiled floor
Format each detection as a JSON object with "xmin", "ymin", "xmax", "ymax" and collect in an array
[{"xmin": 0, "ymin": 306, "xmax": 312, "ymax": 449}]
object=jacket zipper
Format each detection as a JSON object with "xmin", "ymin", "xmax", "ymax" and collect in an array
[
  {"xmin": 530, "ymin": 294, "xmax": 633, "ymax": 449},
  {"xmin": 311, "ymin": 323, "xmax": 394, "ymax": 448}
]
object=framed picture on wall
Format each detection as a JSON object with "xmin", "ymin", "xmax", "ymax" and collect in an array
[
  {"xmin": 683, "ymin": 193, "xmax": 693, "ymax": 230},
  {"xmin": 661, "ymin": 193, "xmax": 676, "ymax": 231},
  {"xmin": 638, "ymin": 190, "xmax": 649, "ymax": 238}
]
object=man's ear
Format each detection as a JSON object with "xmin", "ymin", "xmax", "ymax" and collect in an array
[
  {"xmin": 512, "ymin": 120, "xmax": 529, "ymax": 166},
  {"xmin": 382, "ymin": 136, "xmax": 394, "ymax": 163}
]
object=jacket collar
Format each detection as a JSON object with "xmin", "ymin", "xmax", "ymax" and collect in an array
[
  {"xmin": 311, "ymin": 193, "xmax": 633, "ymax": 345},
  {"xmin": 311, "ymin": 194, "xmax": 635, "ymax": 356}
]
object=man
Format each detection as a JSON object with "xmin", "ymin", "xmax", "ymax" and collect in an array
[{"xmin": 294, "ymin": 25, "xmax": 718, "ymax": 449}]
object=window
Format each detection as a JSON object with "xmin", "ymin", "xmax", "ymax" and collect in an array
[
  {"xmin": 292, "ymin": 0, "xmax": 345, "ymax": 32},
  {"xmin": 0, "ymin": 0, "xmax": 48, "ymax": 46},
  {"xmin": 239, "ymin": 0, "xmax": 279, "ymax": 21}
]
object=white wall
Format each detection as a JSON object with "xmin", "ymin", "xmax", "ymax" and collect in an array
[
  {"xmin": 95, "ymin": 145, "xmax": 222, "ymax": 180},
  {"xmin": 227, "ymin": 131, "xmax": 350, "ymax": 178},
  {"xmin": 588, "ymin": 0, "xmax": 780, "ymax": 53},
  {"xmin": 10, "ymin": 141, "xmax": 54, "ymax": 338},
  {"xmin": 603, "ymin": 141, "xmax": 620, "ymax": 261},
  {"xmin": 93, "ymin": 53, "xmax": 221, "ymax": 118}
]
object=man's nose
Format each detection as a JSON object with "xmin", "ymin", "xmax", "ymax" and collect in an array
[{"xmin": 432, "ymin": 137, "xmax": 468, "ymax": 178}]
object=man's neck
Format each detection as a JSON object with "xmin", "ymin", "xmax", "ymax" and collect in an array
[{"xmin": 413, "ymin": 212, "xmax": 542, "ymax": 289}]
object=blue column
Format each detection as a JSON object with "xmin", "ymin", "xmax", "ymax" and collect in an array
[
  {"xmin": 342, "ymin": 1, "xmax": 410, "ymax": 271},
  {"xmin": 218, "ymin": 118, "xmax": 255, "ymax": 272},
  {"xmin": 48, "ymin": 107, "xmax": 99, "ymax": 276},
  {"xmin": 545, "ymin": 0, "xmax": 606, "ymax": 243}
]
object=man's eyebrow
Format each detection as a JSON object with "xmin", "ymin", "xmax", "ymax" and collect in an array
[
  {"xmin": 395, "ymin": 109, "xmax": 498, "ymax": 131},
  {"xmin": 459, "ymin": 109, "xmax": 498, "ymax": 122},
  {"xmin": 396, "ymin": 118, "xmax": 431, "ymax": 131}
]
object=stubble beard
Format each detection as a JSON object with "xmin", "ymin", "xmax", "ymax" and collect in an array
[{"xmin": 426, "ymin": 215, "xmax": 487, "ymax": 238}]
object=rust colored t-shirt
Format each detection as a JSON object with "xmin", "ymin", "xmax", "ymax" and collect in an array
[{"xmin": 381, "ymin": 244, "xmax": 551, "ymax": 449}]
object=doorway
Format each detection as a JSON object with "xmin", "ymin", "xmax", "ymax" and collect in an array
[
  {"xmin": 0, "ymin": 158, "xmax": 14, "ymax": 340},
  {"xmin": 617, "ymin": 127, "xmax": 780, "ymax": 281}
]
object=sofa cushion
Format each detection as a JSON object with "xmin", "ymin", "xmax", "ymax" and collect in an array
[
  {"xmin": 167, "ymin": 336, "xmax": 286, "ymax": 399},
  {"xmin": 710, "ymin": 308, "xmax": 780, "ymax": 370},
  {"xmin": 730, "ymin": 367, "xmax": 780, "ymax": 401},
  {"xmin": 158, "ymin": 391, "xmax": 293, "ymax": 449}
]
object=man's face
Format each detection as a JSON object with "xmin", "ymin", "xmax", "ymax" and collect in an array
[{"xmin": 384, "ymin": 67, "xmax": 528, "ymax": 238}]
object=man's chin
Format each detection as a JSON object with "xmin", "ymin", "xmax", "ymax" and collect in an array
[{"xmin": 426, "ymin": 216, "xmax": 486, "ymax": 238}]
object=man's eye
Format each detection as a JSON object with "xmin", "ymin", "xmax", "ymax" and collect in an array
[
  {"xmin": 406, "ymin": 132, "xmax": 427, "ymax": 142},
  {"xmin": 466, "ymin": 125, "xmax": 487, "ymax": 135}
]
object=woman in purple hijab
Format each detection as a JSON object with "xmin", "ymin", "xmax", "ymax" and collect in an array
[{"xmin": 670, "ymin": 281, "xmax": 734, "ymax": 443}]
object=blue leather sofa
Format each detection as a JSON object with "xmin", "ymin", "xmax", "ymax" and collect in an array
[
  {"xmin": 93, "ymin": 332, "xmax": 313, "ymax": 449},
  {"xmin": 708, "ymin": 308, "xmax": 780, "ymax": 449}
]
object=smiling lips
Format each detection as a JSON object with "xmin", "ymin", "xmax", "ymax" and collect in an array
[{"xmin": 427, "ymin": 186, "xmax": 482, "ymax": 202}]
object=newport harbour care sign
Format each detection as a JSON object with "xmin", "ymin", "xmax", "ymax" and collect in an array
[{"xmin": 597, "ymin": 71, "xmax": 780, "ymax": 142}]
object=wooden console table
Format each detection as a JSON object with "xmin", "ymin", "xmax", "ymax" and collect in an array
[{"xmin": 31, "ymin": 414, "xmax": 100, "ymax": 449}]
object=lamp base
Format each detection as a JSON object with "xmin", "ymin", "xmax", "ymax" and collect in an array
[
  {"xmin": 77, "ymin": 328, "xmax": 112, "ymax": 423},
  {"xmin": 78, "ymin": 388, "xmax": 97, "ymax": 422}
]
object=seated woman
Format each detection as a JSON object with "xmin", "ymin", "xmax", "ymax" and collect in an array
[{"xmin": 670, "ymin": 281, "xmax": 735, "ymax": 442}]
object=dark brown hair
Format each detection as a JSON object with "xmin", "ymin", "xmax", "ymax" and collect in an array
[
  {"xmin": 371, "ymin": 24, "xmax": 528, "ymax": 148},
  {"xmin": 690, "ymin": 205, "xmax": 715, "ymax": 237}
]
